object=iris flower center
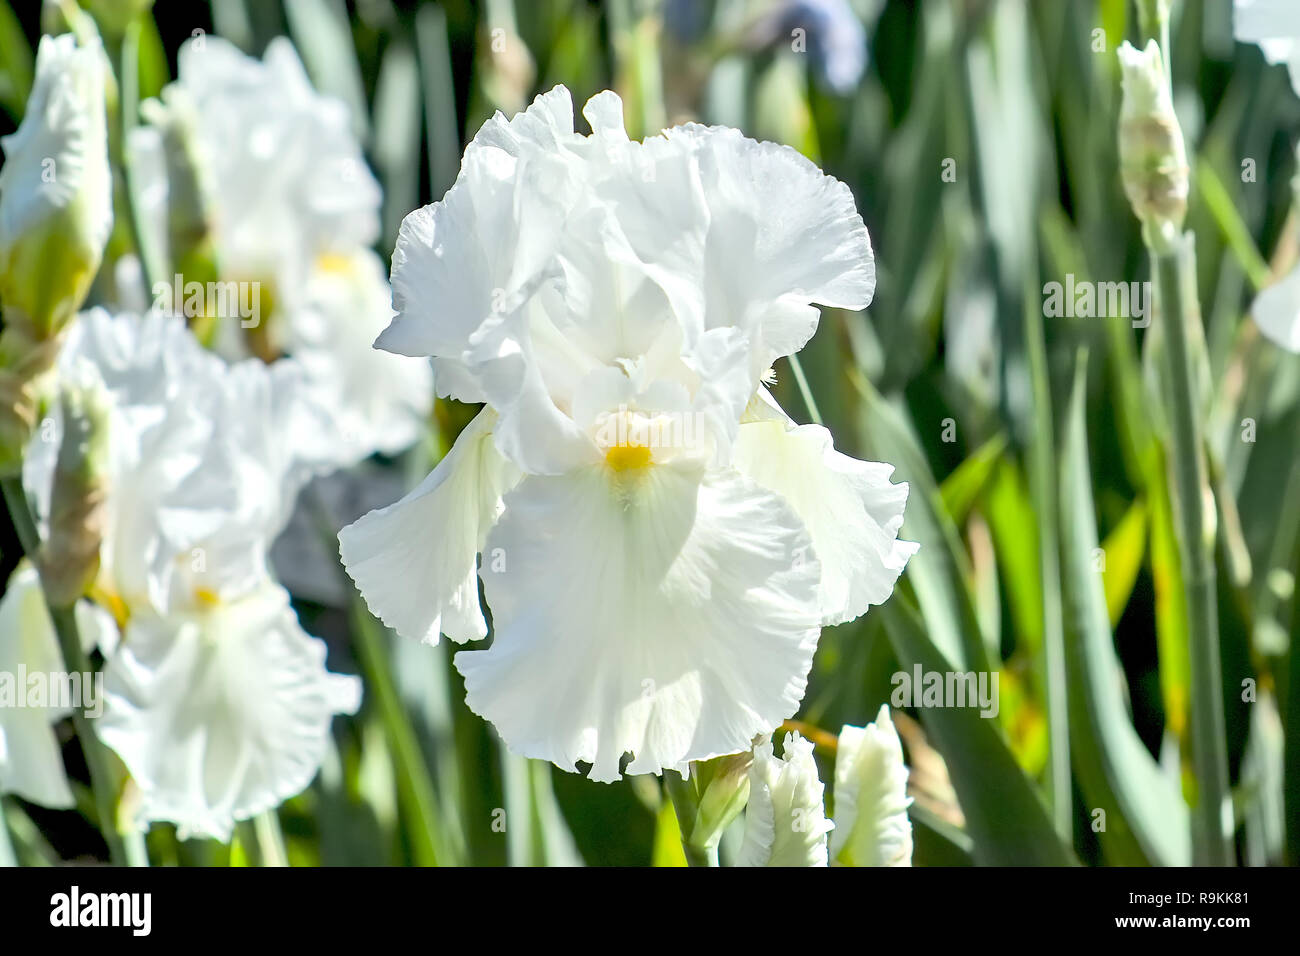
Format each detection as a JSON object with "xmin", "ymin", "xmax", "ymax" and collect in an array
[{"xmin": 604, "ymin": 442, "xmax": 653, "ymax": 472}]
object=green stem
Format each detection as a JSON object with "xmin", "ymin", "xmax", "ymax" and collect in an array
[
  {"xmin": 1, "ymin": 475, "xmax": 130, "ymax": 866},
  {"xmin": 49, "ymin": 604, "xmax": 130, "ymax": 867},
  {"xmin": 1286, "ymin": 514, "xmax": 1300, "ymax": 864},
  {"xmin": 308, "ymin": 486, "xmax": 446, "ymax": 866},
  {"xmin": 1151, "ymin": 236, "xmax": 1233, "ymax": 865},
  {"xmin": 122, "ymin": 827, "xmax": 149, "ymax": 867},
  {"xmin": 349, "ymin": 600, "xmax": 443, "ymax": 867}
]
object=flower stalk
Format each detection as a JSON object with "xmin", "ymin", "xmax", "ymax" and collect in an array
[
  {"xmin": 1149, "ymin": 236, "xmax": 1233, "ymax": 865},
  {"xmin": 0, "ymin": 475, "xmax": 128, "ymax": 865},
  {"xmin": 1118, "ymin": 33, "xmax": 1233, "ymax": 866}
]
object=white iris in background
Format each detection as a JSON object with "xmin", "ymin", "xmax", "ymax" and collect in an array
[
  {"xmin": 1234, "ymin": 0, "xmax": 1300, "ymax": 97},
  {"xmin": 0, "ymin": 565, "xmax": 115, "ymax": 809},
  {"xmin": 134, "ymin": 35, "xmax": 431, "ymax": 464},
  {"xmin": 737, "ymin": 707, "xmax": 912, "ymax": 867},
  {"xmin": 341, "ymin": 86, "xmax": 916, "ymax": 781},
  {"xmin": 1232, "ymin": 1, "xmax": 1300, "ymax": 353},
  {"xmin": 23, "ymin": 310, "xmax": 359, "ymax": 840}
]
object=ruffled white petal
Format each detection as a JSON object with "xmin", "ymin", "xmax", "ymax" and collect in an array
[
  {"xmin": 339, "ymin": 408, "xmax": 520, "ymax": 644},
  {"xmin": 96, "ymin": 581, "xmax": 360, "ymax": 841},
  {"xmin": 456, "ymin": 462, "xmax": 823, "ymax": 782},
  {"xmin": 737, "ymin": 731, "xmax": 833, "ymax": 867},
  {"xmin": 662, "ymin": 122, "xmax": 875, "ymax": 370},
  {"xmin": 831, "ymin": 705, "xmax": 914, "ymax": 866},
  {"xmin": 1250, "ymin": 262, "xmax": 1300, "ymax": 352},
  {"xmin": 733, "ymin": 412, "xmax": 917, "ymax": 626}
]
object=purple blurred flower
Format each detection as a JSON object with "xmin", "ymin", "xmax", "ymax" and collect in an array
[
  {"xmin": 665, "ymin": 0, "xmax": 868, "ymax": 96},
  {"xmin": 772, "ymin": 0, "xmax": 868, "ymax": 94}
]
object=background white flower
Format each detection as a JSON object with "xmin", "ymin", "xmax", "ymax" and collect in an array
[
  {"xmin": 1234, "ymin": 0, "xmax": 1300, "ymax": 97},
  {"xmin": 22, "ymin": 309, "xmax": 358, "ymax": 838},
  {"xmin": 96, "ymin": 580, "xmax": 360, "ymax": 842},
  {"xmin": 135, "ymin": 35, "xmax": 430, "ymax": 467}
]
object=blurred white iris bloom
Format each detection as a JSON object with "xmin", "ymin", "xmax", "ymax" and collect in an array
[
  {"xmin": 1234, "ymin": 0, "xmax": 1300, "ymax": 97},
  {"xmin": 22, "ymin": 309, "xmax": 359, "ymax": 840},
  {"xmin": 132, "ymin": 36, "xmax": 431, "ymax": 465},
  {"xmin": 1232, "ymin": 2, "xmax": 1300, "ymax": 352},
  {"xmin": 340, "ymin": 86, "xmax": 916, "ymax": 782}
]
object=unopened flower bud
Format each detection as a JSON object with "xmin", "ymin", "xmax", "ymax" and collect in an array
[
  {"xmin": 667, "ymin": 749, "xmax": 754, "ymax": 861},
  {"xmin": 0, "ymin": 33, "xmax": 112, "ymax": 472},
  {"xmin": 831, "ymin": 706, "xmax": 913, "ymax": 866},
  {"xmin": 136, "ymin": 88, "xmax": 217, "ymax": 283},
  {"xmin": 1117, "ymin": 40, "xmax": 1188, "ymax": 252},
  {"xmin": 0, "ymin": 33, "xmax": 112, "ymax": 334},
  {"xmin": 39, "ymin": 373, "xmax": 110, "ymax": 607}
]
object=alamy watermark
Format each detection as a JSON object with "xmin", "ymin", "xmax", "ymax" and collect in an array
[
  {"xmin": 1043, "ymin": 274, "xmax": 1152, "ymax": 328},
  {"xmin": 0, "ymin": 666, "xmax": 104, "ymax": 718},
  {"xmin": 593, "ymin": 405, "xmax": 704, "ymax": 451},
  {"xmin": 152, "ymin": 274, "xmax": 262, "ymax": 327},
  {"xmin": 890, "ymin": 665, "xmax": 1000, "ymax": 718}
]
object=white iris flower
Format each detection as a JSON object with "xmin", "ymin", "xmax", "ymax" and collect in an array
[
  {"xmin": 341, "ymin": 87, "xmax": 915, "ymax": 781},
  {"xmin": 135, "ymin": 36, "xmax": 431, "ymax": 464},
  {"xmin": 24, "ymin": 310, "xmax": 359, "ymax": 840}
]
